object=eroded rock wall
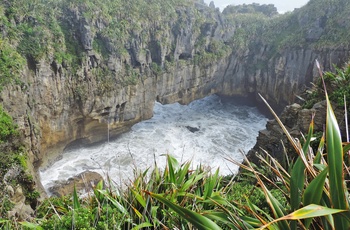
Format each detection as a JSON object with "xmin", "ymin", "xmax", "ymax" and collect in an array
[
  {"xmin": 1, "ymin": 1, "xmax": 350, "ymax": 194},
  {"xmin": 220, "ymin": 46, "xmax": 350, "ymax": 112}
]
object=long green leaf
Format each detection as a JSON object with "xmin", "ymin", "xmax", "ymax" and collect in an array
[
  {"xmin": 73, "ymin": 185, "xmax": 80, "ymax": 209},
  {"xmin": 290, "ymin": 125, "xmax": 313, "ymax": 230},
  {"xmin": 302, "ymin": 167, "xmax": 328, "ymax": 206},
  {"xmin": 343, "ymin": 143, "xmax": 350, "ymax": 154},
  {"xmin": 93, "ymin": 180, "xmax": 104, "ymax": 201},
  {"xmin": 261, "ymin": 183, "xmax": 289, "ymax": 229},
  {"xmin": 182, "ymin": 172, "xmax": 204, "ymax": 191},
  {"xmin": 177, "ymin": 161, "xmax": 191, "ymax": 185},
  {"xmin": 283, "ymin": 204, "xmax": 345, "ymax": 219},
  {"xmin": 131, "ymin": 222, "xmax": 153, "ymax": 230},
  {"xmin": 302, "ymin": 167, "xmax": 328, "ymax": 228},
  {"xmin": 259, "ymin": 204, "xmax": 345, "ymax": 229},
  {"xmin": 145, "ymin": 191, "xmax": 222, "ymax": 230},
  {"xmin": 97, "ymin": 189, "xmax": 127, "ymax": 214},
  {"xmin": 166, "ymin": 154, "xmax": 178, "ymax": 185},
  {"xmin": 290, "ymin": 158, "xmax": 305, "ymax": 208},
  {"xmin": 325, "ymin": 98, "xmax": 346, "ymax": 206},
  {"xmin": 202, "ymin": 211, "xmax": 239, "ymax": 229},
  {"xmin": 318, "ymin": 60, "xmax": 349, "ymax": 229},
  {"xmin": 131, "ymin": 189, "xmax": 146, "ymax": 208},
  {"xmin": 245, "ymin": 154, "xmax": 289, "ymax": 229},
  {"xmin": 19, "ymin": 222, "xmax": 44, "ymax": 230},
  {"xmin": 291, "ymin": 116, "xmax": 314, "ymax": 213},
  {"xmin": 314, "ymin": 133, "xmax": 325, "ymax": 164},
  {"xmin": 325, "ymin": 100, "xmax": 350, "ymax": 229},
  {"xmin": 204, "ymin": 168, "xmax": 220, "ymax": 199},
  {"xmin": 245, "ymin": 196, "xmax": 273, "ymax": 222}
]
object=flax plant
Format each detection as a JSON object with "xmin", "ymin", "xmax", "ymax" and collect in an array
[{"xmin": 131, "ymin": 154, "xmax": 227, "ymax": 229}]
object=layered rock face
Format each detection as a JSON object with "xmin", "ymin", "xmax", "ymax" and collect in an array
[
  {"xmin": 220, "ymin": 46, "xmax": 350, "ymax": 112},
  {"xmin": 1, "ymin": 0, "xmax": 350, "ymax": 193}
]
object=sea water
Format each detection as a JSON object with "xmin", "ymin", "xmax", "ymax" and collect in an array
[{"xmin": 40, "ymin": 95, "xmax": 267, "ymax": 192}]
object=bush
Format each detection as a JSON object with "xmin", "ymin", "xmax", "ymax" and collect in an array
[
  {"xmin": 0, "ymin": 39, "xmax": 25, "ymax": 90},
  {"xmin": 303, "ymin": 63, "xmax": 350, "ymax": 111},
  {"xmin": 0, "ymin": 106, "xmax": 18, "ymax": 142}
]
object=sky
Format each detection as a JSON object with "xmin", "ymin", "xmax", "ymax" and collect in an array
[{"xmin": 204, "ymin": 0, "xmax": 310, "ymax": 13}]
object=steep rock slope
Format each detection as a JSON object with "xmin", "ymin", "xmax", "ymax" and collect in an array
[{"xmin": 0, "ymin": 0, "xmax": 350, "ymax": 194}]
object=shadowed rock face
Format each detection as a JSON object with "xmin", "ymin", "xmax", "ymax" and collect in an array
[{"xmin": 1, "ymin": 1, "xmax": 350, "ymax": 193}]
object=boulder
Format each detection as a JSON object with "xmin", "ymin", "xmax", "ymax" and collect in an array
[
  {"xmin": 7, "ymin": 186, "xmax": 34, "ymax": 221},
  {"xmin": 48, "ymin": 171, "xmax": 103, "ymax": 197}
]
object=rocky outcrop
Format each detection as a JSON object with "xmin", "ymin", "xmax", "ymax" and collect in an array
[
  {"xmin": 3, "ymin": 166, "xmax": 35, "ymax": 220},
  {"xmin": 247, "ymin": 100, "xmax": 346, "ymax": 163},
  {"xmin": 48, "ymin": 171, "xmax": 103, "ymax": 197},
  {"xmin": 7, "ymin": 185, "xmax": 34, "ymax": 221}
]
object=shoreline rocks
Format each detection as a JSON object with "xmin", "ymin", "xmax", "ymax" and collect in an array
[{"xmin": 47, "ymin": 171, "xmax": 104, "ymax": 197}]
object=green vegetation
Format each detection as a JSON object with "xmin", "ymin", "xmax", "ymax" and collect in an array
[
  {"xmin": 1, "ymin": 0, "xmax": 350, "ymax": 228},
  {"xmin": 18, "ymin": 156, "xmax": 226, "ymax": 229},
  {"xmin": 0, "ymin": 106, "xmax": 18, "ymax": 142},
  {"xmin": 303, "ymin": 62, "xmax": 350, "ymax": 109},
  {"xmin": 1, "ymin": 62, "xmax": 348, "ymax": 229},
  {"xmin": 0, "ymin": 39, "xmax": 25, "ymax": 90},
  {"xmin": 258, "ymin": 0, "xmax": 350, "ymax": 51},
  {"xmin": 222, "ymin": 3, "xmax": 278, "ymax": 17},
  {"xmin": 0, "ymin": 106, "xmax": 39, "ymax": 219}
]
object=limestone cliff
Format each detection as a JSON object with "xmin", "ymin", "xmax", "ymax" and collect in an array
[{"xmin": 0, "ymin": 0, "xmax": 350, "ymax": 196}]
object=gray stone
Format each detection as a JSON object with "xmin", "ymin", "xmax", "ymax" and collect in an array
[
  {"xmin": 7, "ymin": 185, "xmax": 34, "ymax": 221},
  {"xmin": 48, "ymin": 171, "xmax": 104, "ymax": 197}
]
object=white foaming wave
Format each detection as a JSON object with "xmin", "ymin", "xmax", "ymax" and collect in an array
[{"xmin": 40, "ymin": 95, "xmax": 267, "ymax": 193}]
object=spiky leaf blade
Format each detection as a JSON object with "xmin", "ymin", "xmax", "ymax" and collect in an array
[
  {"xmin": 97, "ymin": 189, "xmax": 127, "ymax": 214},
  {"xmin": 302, "ymin": 167, "xmax": 328, "ymax": 206},
  {"xmin": 318, "ymin": 60, "xmax": 349, "ymax": 229},
  {"xmin": 314, "ymin": 133, "xmax": 325, "ymax": 164},
  {"xmin": 73, "ymin": 185, "xmax": 80, "ymax": 209},
  {"xmin": 259, "ymin": 204, "xmax": 345, "ymax": 229},
  {"xmin": 145, "ymin": 191, "xmax": 222, "ymax": 230},
  {"xmin": 19, "ymin": 222, "xmax": 44, "ymax": 230},
  {"xmin": 283, "ymin": 204, "xmax": 345, "ymax": 220},
  {"xmin": 290, "ymin": 126, "xmax": 313, "ymax": 230},
  {"xmin": 302, "ymin": 167, "xmax": 328, "ymax": 228},
  {"xmin": 131, "ymin": 222, "xmax": 153, "ymax": 230}
]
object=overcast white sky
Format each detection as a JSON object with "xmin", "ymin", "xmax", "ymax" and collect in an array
[{"xmin": 204, "ymin": 0, "xmax": 310, "ymax": 13}]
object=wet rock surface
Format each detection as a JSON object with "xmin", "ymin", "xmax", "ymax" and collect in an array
[
  {"xmin": 185, "ymin": 126, "xmax": 200, "ymax": 133},
  {"xmin": 48, "ymin": 171, "xmax": 104, "ymax": 197}
]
